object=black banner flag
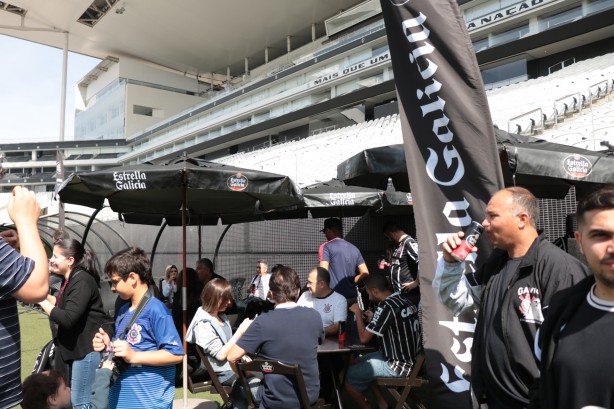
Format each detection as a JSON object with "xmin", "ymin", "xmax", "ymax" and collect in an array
[{"xmin": 379, "ymin": 0, "xmax": 504, "ymax": 407}]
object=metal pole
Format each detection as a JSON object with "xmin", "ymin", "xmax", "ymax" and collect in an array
[
  {"xmin": 58, "ymin": 32, "xmax": 68, "ymax": 230},
  {"xmin": 82, "ymin": 208, "xmax": 103, "ymax": 246},
  {"xmin": 181, "ymin": 176, "xmax": 188, "ymax": 406},
  {"xmin": 213, "ymin": 224, "xmax": 233, "ymax": 267},
  {"xmin": 150, "ymin": 221, "xmax": 168, "ymax": 270}
]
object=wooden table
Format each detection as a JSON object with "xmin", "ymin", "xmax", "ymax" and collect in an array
[{"xmin": 317, "ymin": 338, "xmax": 376, "ymax": 409}]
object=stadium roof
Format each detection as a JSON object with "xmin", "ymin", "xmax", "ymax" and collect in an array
[{"xmin": 0, "ymin": 0, "xmax": 364, "ymax": 78}]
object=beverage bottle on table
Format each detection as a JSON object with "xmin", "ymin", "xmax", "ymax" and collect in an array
[{"xmin": 338, "ymin": 320, "xmax": 346, "ymax": 348}]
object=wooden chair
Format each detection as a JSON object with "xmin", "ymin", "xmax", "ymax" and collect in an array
[
  {"xmin": 186, "ymin": 347, "xmax": 211, "ymax": 394},
  {"xmin": 194, "ymin": 345, "xmax": 233, "ymax": 405},
  {"xmin": 375, "ymin": 353, "xmax": 427, "ymax": 409},
  {"xmin": 237, "ymin": 359, "xmax": 327, "ymax": 409}
]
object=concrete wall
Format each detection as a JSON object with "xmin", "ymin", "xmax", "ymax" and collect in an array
[{"xmin": 124, "ymin": 83, "xmax": 204, "ymax": 139}]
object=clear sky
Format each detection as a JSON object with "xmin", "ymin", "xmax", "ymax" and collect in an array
[{"xmin": 0, "ymin": 34, "xmax": 100, "ymax": 143}]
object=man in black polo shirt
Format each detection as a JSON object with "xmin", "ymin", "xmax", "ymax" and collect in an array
[
  {"xmin": 534, "ymin": 185, "xmax": 614, "ymax": 408},
  {"xmin": 345, "ymin": 273, "xmax": 421, "ymax": 409}
]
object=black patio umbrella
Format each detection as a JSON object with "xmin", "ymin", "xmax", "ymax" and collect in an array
[
  {"xmin": 300, "ymin": 179, "xmax": 412, "ymax": 218},
  {"xmin": 495, "ymin": 128, "xmax": 614, "ymax": 199},
  {"xmin": 337, "ymin": 144, "xmax": 411, "ymax": 192},
  {"xmin": 59, "ymin": 156, "xmax": 303, "ymax": 223},
  {"xmin": 58, "ymin": 156, "xmax": 303, "ymax": 403},
  {"xmin": 204, "ymin": 179, "xmax": 413, "ymax": 221},
  {"xmin": 337, "ymin": 129, "xmax": 614, "ymax": 199}
]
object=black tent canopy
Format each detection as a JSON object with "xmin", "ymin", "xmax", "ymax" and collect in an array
[
  {"xmin": 337, "ymin": 129, "xmax": 614, "ymax": 199},
  {"xmin": 300, "ymin": 179, "xmax": 412, "ymax": 218}
]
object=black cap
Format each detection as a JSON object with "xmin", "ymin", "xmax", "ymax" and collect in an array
[{"xmin": 321, "ymin": 218, "xmax": 342, "ymax": 232}]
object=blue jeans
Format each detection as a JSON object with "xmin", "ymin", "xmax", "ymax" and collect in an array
[
  {"xmin": 346, "ymin": 351, "xmax": 400, "ymax": 392},
  {"xmin": 231, "ymin": 376, "xmax": 261, "ymax": 409},
  {"xmin": 71, "ymin": 350, "xmax": 101, "ymax": 408}
]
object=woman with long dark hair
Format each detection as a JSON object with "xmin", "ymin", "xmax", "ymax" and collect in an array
[{"xmin": 38, "ymin": 238, "xmax": 107, "ymax": 409}]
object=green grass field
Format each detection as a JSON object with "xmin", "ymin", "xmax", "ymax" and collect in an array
[
  {"xmin": 19, "ymin": 306, "xmax": 433, "ymax": 408},
  {"xmin": 18, "ymin": 305, "xmax": 223, "ymax": 405}
]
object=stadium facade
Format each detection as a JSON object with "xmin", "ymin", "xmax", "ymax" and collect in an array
[
  {"xmin": 0, "ymin": 0, "xmax": 611, "ymax": 279},
  {"xmin": 1, "ymin": 0, "xmax": 613, "ymax": 192}
]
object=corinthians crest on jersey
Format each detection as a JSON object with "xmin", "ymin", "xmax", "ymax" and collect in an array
[{"xmin": 517, "ymin": 287, "xmax": 544, "ymax": 324}]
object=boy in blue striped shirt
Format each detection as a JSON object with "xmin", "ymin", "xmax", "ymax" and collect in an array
[{"xmin": 93, "ymin": 247, "xmax": 184, "ymax": 409}]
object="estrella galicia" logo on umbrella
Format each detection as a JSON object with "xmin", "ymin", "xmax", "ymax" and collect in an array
[
  {"xmin": 227, "ymin": 173, "xmax": 248, "ymax": 191},
  {"xmin": 328, "ymin": 192, "xmax": 356, "ymax": 205},
  {"xmin": 563, "ymin": 155, "xmax": 592, "ymax": 178},
  {"xmin": 113, "ymin": 171, "xmax": 147, "ymax": 190}
]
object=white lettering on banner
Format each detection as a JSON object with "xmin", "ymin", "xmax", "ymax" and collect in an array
[
  {"xmin": 442, "ymin": 199, "xmax": 471, "ymax": 227},
  {"xmin": 403, "ymin": 13, "xmax": 465, "ymax": 188},
  {"xmin": 451, "ymin": 338, "xmax": 473, "ymax": 362},
  {"xmin": 439, "ymin": 316, "xmax": 477, "ymax": 337},
  {"xmin": 311, "ymin": 52, "xmax": 390, "ymax": 86},
  {"xmin": 466, "ymin": 0, "xmax": 551, "ymax": 31},
  {"xmin": 112, "ymin": 171, "xmax": 147, "ymax": 190},
  {"xmin": 440, "ymin": 364, "xmax": 471, "ymax": 393},
  {"xmin": 440, "ymin": 318, "xmax": 476, "ymax": 363},
  {"xmin": 401, "ymin": 11, "xmax": 477, "ymax": 395}
]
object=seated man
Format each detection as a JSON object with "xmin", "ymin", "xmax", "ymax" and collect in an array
[
  {"xmin": 298, "ymin": 267, "xmax": 347, "ymax": 337},
  {"xmin": 248, "ymin": 259, "xmax": 271, "ymax": 300},
  {"xmin": 235, "ymin": 262, "xmax": 277, "ymax": 328},
  {"xmin": 228, "ymin": 266, "xmax": 323, "ymax": 409},
  {"xmin": 345, "ymin": 273, "xmax": 422, "ymax": 409}
]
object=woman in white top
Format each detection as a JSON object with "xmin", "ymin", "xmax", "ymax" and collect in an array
[
  {"xmin": 161, "ymin": 264, "xmax": 178, "ymax": 306},
  {"xmin": 187, "ymin": 278, "xmax": 253, "ymax": 385}
]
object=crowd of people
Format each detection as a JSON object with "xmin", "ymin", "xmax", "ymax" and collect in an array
[{"xmin": 2, "ymin": 183, "xmax": 614, "ymax": 409}]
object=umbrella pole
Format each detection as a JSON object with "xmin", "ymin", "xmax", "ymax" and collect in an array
[
  {"xmin": 198, "ymin": 223, "xmax": 202, "ymax": 260},
  {"xmin": 181, "ymin": 181, "xmax": 188, "ymax": 407}
]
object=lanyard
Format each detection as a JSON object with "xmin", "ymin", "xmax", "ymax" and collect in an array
[{"xmin": 115, "ymin": 288, "xmax": 152, "ymax": 340}]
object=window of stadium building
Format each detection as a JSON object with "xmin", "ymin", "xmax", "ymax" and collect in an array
[
  {"xmin": 538, "ymin": 6, "xmax": 583, "ymax": 31},
  {"xmin": 473, "ymin": 37, "xmax": 489, "ymax": 53},
  {"xmin": 254, "ymin": 111, "xmax": 271, "ymax": 124},
  {"xmin": 491, "ymin": 24, "xmax": 530, "ymax": 47},
  {"xmin": 586, "ymin": 0, "xmax": 614, "ymax": 15},
  {"xmin": 481, "ymin": 59, "xmax": 528, "ymax": 88}
]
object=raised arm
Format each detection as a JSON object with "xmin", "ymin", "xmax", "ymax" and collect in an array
[
  {"xmin": 433, "ymin": 231, "xmax": 483, "ymax": 316},
  {"xmin": 8, "ymin": 186, "xmax": 49, "ymax": 303},
  {"xmin": 355, "ymin": 263, "xmax": 369, "ymax": 284}
]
